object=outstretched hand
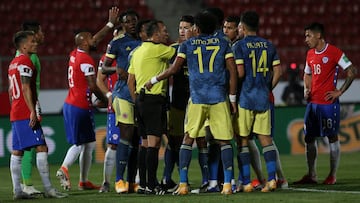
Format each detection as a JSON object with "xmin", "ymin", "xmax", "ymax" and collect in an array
[{"xmin": 108, "ymin": 7, "xmax": 119, "ymax": 24}]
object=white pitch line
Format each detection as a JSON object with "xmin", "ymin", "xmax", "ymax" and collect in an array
[{"xmin": 286, "ymin": 187, "xmax": 360, "ymax": 194}]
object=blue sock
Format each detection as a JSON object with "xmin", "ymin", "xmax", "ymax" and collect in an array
[
  {"xmin": 163, "ymin": 146, "xmax": 175, "ymax": 182},
  {"xmin": 115, "ymin": 139, "xmax": 129, "ymax": 181},
  {"xmin": 179, "ymin": 144, "xmax": 192, "ymax": 183},
  {"xmin": 198, "ymin": 148, "xmax": 209, "ymax": 184},
  {"xmin": 221, "ymin": 144, "xmax": 233, "ymax": 184},
  {"xmin": 238, "ymin": 146, "xmax": 251, "ymax": 185},
  {"xmin": 208, "ymin": 142, "xmax": 220, "ymax": 182},
  {"xmin": 263, "ymin": 144, "xmax": 277, "ymax": 181}
]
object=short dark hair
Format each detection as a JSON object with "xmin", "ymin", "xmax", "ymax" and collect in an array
[
  {"xmin": 146, "ymin": 20, "xmax": 160, "ymax": 37},
  {"xmin": 180, "ymin": 15, "xmax": 194, "ymax": 25},
  {"xmin": 202, "ymin": 7, "xmax": 224, "ymax": 27},
  {"xmin": 21, "ymin": 20, "xmax": 40, "ymax": 33},
  {"xmin": 194, "ymin": 12, "xmax": 217, "ymax": 35},
  {"xmin": 119, "ymin": 9, "xmax": 139, "ymax": 23},
  {"xmin": 13, "ymin": 31, "xmax": 34, "ymax": 49},
  {"xmin": 225, "ymin": 15, "xmax": 240, "ymax": 26},
  {"xmin": 304, "ymin": 22, "xmax": 325, "ymax": 38},
  {"xmin": 135, "ymin": 19, "xmax": 151, "ymax": 36},
  {"xmin": 240, "ymin": 11, "xmax": 259, "ymax": 32}
]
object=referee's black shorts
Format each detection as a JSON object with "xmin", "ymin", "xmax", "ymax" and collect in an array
[{"xmin": 135, "ymin": 94, "xmax": 167, "ymax": 139}]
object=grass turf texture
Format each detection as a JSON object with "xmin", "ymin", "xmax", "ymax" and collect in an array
[{"xmin": 1, "ymin": 152, "xmax": 359, "ymax": 202}]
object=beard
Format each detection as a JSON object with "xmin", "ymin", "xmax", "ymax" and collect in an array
[{"xmin": 89, "ymin": 45, "xmax": 97, "ymax": 52}]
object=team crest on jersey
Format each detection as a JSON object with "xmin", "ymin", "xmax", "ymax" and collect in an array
[
  {"xmin": 322, "ymin": 56, "xmax": 329, "ymax": 64},
  {"xmin": 126, "ymin": 46, "xmax": 132, "ymax": 51},
  {"xmin": 122, "ymin": 113, "xmax": 128, "ymax": 119}
]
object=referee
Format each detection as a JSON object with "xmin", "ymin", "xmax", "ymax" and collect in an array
[{"xmin": 128, "ymin": 20, "xmax": 176, "ymax": 194}]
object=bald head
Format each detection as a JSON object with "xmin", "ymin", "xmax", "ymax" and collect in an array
[{"xmin": 75, "ymin": 32, "xmax": 91, "ymax": 46}]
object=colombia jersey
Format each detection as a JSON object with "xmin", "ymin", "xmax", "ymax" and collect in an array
[
  {"xmin": 106, "ymin": 33, "xmax": 141, "ymax": 102},
  {"xmin": 233, "ymin": 35, "xmax": 280, "ymax": 111},
  {"xmin": 178, "ymin": 34, "xmax": 234, "ymax": 104}
]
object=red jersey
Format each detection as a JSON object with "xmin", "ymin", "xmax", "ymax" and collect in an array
[
  {"xmin": 98, "ymin": 54, "xmax": 118, "ymax": 112},
  {"xmin": 65, "ymin": 49, "xmax": 96, "ymax": 109},
  {"xmin": 98, "ymin": 54, "xmax": 118, "ymax": 92},
  {"xmin": 8, "ymin": 54, "xmax": 37, "ymax": 121},
  {"xmin": 304, "ymin": 44, "xmax": 352, "ymax": 104}
]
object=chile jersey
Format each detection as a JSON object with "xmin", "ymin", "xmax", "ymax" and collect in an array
[
  {"xmin": 105, "ymin": 33, "xmax": 141, "ymax": 102},
  {"xmin": 65, "ymin": 49, "xmax": 96, "ymax": 109},
  {"xmin": 232, "ymin": 35, "xmax": 280, "ymax": 111},
  {"xmin": 98, "ymin": 54, "xmax": 118, "ymax": 113},
  {"xmin": 304, "ymin": 43, "xmax": 352, "ymax": 104},
  {"xmin": 178, "ymin": 34, "xmax": 234, "ymax": 104},
  {"xmin": 8, "ymin": 54, "xmax": 37, "ymax": 121}
]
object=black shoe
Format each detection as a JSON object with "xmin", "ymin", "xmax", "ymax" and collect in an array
[
  {"xmin": 161, "ymin": 179, "xmax": 179, "ymax": 193},
  {"xmin": 145, "ymin": 186, "xmax": 166, "ymax": 195}
]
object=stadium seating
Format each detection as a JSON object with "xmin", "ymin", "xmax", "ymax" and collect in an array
[
  {"xmin": 0, "ymin": 0, "xmax": 154, "ymax": 89},
  {"xmin": 204, "ymin": 0, "xmax": 360, "ymax": 78},
  {"xmin": 0, "ymin": 0, "xmax": 358, "ymax": 91}
]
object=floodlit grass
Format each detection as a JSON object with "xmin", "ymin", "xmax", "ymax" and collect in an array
[{"xmin": 1, "ymin": 152, "xmax": 359, "ymax": 202}]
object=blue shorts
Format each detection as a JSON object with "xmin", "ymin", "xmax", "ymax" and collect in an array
[
  {"xmin": 63, "ymin": 103, "xmax": 96, "ymax": 145},
  {"xmin": 304, "ymin": 102, "xmax": 340, "ymax": 138},
  {"xmin": 12, "ymin": 120, "xmax": 46, "ymax": 151},
  {"xmin": 106, "ymin": 112, "xmax": 120, "ymax": 145}
]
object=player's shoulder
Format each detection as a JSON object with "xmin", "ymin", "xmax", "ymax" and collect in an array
[
  {"xmin": 326, "ymin": 43, "xmax": 342, "ymax": 53},
  {"xmin": 170, "ymin": 42, "xmax": 179, "ymax": 48}
]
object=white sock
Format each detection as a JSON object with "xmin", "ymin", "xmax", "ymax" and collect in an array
[
  {"xmin": 10, "ymin": 155, "xmax": 22, "ymax": 194},
  {"xmin": 306, "ymin": 141, "xmax": 317, "ymax": 177},
  {"xmin": 273, "ymin": 141, "xmax": 285, "ymax": 180},
  {"xmin": 248, "ymin": 139, "xmax": 264, "ymax": 181},
  {"xmin": 62, "ymin": 144, "xmax": 82, "ymax": 169},
  {"xmin": 36, "ymin": 152, "xmax": 52, "ymax": 191},
  {"xmin": 103, "ymin": 147, "xmax": 116, "ymax": 183},
  {"xmin": 329, "ymin": 141, "xmax": 340, "ymax": 177},
  {"xmin": 79, "ymin": 141, "xmax": 96, "ymax": 182},
  {"xmin": 209, "ymin": 180, "xmax": 218, "ymax": 188}
]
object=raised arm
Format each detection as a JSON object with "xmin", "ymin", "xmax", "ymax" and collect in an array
[{"xmin": 92, "ymin": 7, "xmax": 119, "ymax": 46}]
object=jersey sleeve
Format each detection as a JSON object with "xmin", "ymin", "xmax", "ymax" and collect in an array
[
  {"xmin": 224, "ymin": 41, "xmax": 234, "ymax": 60},
  {"xmin": 128, "ymin": 52, "xmax": 135, "ymax": 75},
  {"xmin": 338, "ymin": 53, "xmax": 352, "ymax": 70},
  {"xmin": 80, "ymin": 63, "xmax": 95, "ymax": 76},
  {"xmin": 160, "ymin": 45, "xmax": 176, "ymax": 60},
  {"xmin": 232, "ymin": 42, "xmax": 244, "ymax": 65},
  {"xmin": 304, "ymin": 51, "xmax": 312, "ymax": 74},
  {"xmin": 105, "ymin": 40, "xmax": 118, "ymax": 60},
  {"xmin": 177, "ymin": 43, "xmax": 187, "ymax": 59},
  {"xmin": 18, "ymin": 64, "xmax": 33, "ymax": 77}
]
